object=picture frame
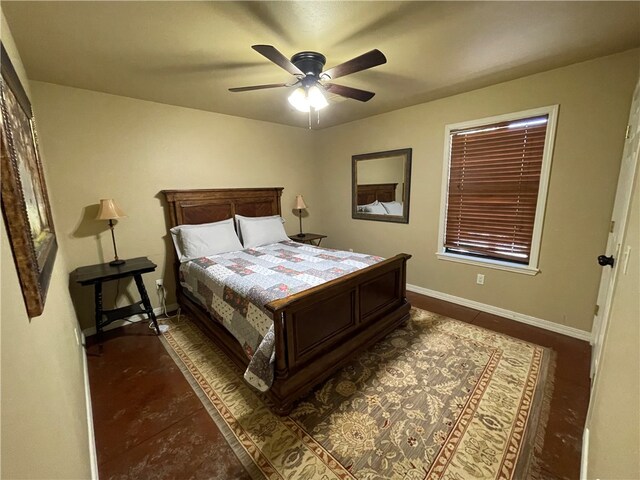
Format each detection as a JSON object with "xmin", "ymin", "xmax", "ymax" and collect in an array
[{"xmin": 1, "ymin": 43, "xmax": 57, "ymax": 317}]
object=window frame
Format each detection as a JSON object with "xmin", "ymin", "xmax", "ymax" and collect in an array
[{"xmin": 436, "ymin": 105, "xmax": 559, "ymax": 275}]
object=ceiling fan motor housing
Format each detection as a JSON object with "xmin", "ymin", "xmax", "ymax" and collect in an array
[{"xmin": 291, "ymin": 51, "xmax": 327, "ymax": 79}]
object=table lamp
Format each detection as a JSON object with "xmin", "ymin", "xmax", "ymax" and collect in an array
[
  {"xmin": 96, "ymin": 198, "xmax": 127, "ymax": 266},
  {"xmin": 295, "ymin": 194, "xmax": 307, "ymax": 238}
]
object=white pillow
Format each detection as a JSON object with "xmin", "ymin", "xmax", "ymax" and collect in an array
[
  {"xmin": 381, "ymin": 201, "xmax": 403, "ymax": 215},
  {"xmin": 363, "ymin": 203, "xmax": 387, "ymax": 214},
  {"xmin": 170, "ymin": 218, "xmax": 243, "ymax": 263},
  {"xmin": 234, "ymin": 214, "xmax": 285, "ymax": 244},
  {"xmin": 237, "ymin": 215, "xmax": 289, "ymax": 248},
  {"xmin": 357, "ymin": 200, "xmax": 379, "ymax": 213}
]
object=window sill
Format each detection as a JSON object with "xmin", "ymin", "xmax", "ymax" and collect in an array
[{"xmin": 435, "ymin": 252, "xmax": 540, "ymax": 276}]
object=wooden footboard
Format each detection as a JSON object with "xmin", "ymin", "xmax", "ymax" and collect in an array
[{"xmin": 265, "ymin": 253, "xmax": 411, "ymax": 414}]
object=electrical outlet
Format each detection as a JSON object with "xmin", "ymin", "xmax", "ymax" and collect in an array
[
  {"xmin": 156, "ymin": 279, "xmax": 164, "ymax": 289},
  {"xmin": 476, "ymin": 274, "xmax": 485, "ymax": 285},
  {"xmin": 349, "ymin": 248, "xmax": 354, "ymax": 252}
]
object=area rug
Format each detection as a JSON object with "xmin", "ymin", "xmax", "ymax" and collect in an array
[{"xmin": 159, "ymin": 308, "xmax": 554, "ymax": 479}]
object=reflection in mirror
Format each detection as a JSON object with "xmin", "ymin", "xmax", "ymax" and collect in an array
[{"xmin": 352, "ymin": 148, "xmax": 412, "ymax": 223}]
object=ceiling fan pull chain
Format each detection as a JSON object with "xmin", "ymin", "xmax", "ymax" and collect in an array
[
  {"xmin": 317, "ymin": 109, "xmax": 320, "ymax": 126},
  {"xmin": 308, "ymin": 110, "xmax": 312, "ymax": 130}
]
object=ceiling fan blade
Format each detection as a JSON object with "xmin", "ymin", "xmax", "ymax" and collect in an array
[
  {"xmin": 322, "ymin": 49, "xmax": 387, "ymax": 80},
  {"xmin": 324, "ymin": 83, "xmax": 375, "ymax": 102},
  {"xmin": 252, "ymin": 45, "xmax": 304, "ymax": 76},
  {"xmin": 229, "ymin": 83, "xmax": 289, "ymax": 92}
]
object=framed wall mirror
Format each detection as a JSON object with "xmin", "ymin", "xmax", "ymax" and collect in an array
[{"xmin": 352, "ymin": 148, "xmax": 412, "ymax": 223}]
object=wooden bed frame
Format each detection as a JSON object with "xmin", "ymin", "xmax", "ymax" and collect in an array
[
  {"xmin": 162, "ymin": 187, "xmax": 411, "ymax": 415},
  {"xmin": 357, "ymin": 183, "xmax": 398, "ymax": 204}
]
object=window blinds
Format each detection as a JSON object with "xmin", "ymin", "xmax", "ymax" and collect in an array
[{"xmin": 444, "ymin": 115, "xmax": 548, "ymax": 264}]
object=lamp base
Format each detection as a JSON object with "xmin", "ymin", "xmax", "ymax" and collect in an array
[
  {"xmin": 109, "ymin": 259, "xmax": 126, "ymax": 266},
  {"xmin": 296, "ymin": 233, "xmax": 306, "ymax": 238}
]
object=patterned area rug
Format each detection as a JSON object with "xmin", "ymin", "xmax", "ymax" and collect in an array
[{"xmin": 159, "ymin": 308, "xmax": 554, "ymax": 479}]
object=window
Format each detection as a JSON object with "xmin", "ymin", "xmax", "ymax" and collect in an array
[{"xmin": 437, "ymin": 106, "xmax": 558, "ymax": 275}]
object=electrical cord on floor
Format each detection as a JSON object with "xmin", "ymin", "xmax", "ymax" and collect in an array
[{"xmin": 149, "ymin": 285, "xmax": 181, "ymax": 333}]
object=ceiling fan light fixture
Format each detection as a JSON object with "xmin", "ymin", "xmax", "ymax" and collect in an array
[
  {"xmin": 288, "ymin": 85, "xmax": 328, "ymax": 113},
  {"xmin": 288, "ymin": 87, "xmax": 310, "ymax": 112},
  {"xmin": 308, "ymin": 85, "xmax": 328, "ymax": 110}
]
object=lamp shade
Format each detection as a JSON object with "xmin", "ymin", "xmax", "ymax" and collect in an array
[
  {"xmin": 295, "ymin": 194, "xmax": 307, "ymax": 210},
  {"xmin": 96, "ymin": 199, "xmax": 127, "ymax": 220},
  {"xmin": 307, "ymin": 86, "xmax": 328, "ymax": 110},
  {"xmin": 288, "ymin": 86, "xmax": 328, "ymax": 113},
  {"xmin": 288, "ymin": 88, "xmax": 310, "ymax": 113}
]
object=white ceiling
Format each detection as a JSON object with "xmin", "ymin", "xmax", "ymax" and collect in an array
[{"xmin": 3, "ymin": 1, "xmax": 639, "ymax": 129}]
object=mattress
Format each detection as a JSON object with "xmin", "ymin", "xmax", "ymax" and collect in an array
[{"xmin": 179, "ymin": 240, "xmax": 383, "ymax": 391}]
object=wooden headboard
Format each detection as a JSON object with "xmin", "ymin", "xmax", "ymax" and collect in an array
[
  {"xmin": 162, "ymin": 187, "xmax": 284, "ymax": 228},
  {"xmin": 357, "ymin": 183, "xmax": 397, "ymax": 205}
]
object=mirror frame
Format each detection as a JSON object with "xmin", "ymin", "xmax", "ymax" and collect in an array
[{"xmin": 352, "ymin": 148, "xmax": 412, "ymax": 224}]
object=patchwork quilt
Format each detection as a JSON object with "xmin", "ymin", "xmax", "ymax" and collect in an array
[{"xmin": 179, "ymin": 240, "xmax": 384, "ymax": 391}]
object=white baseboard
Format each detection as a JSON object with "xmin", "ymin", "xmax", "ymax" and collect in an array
[
  {"xmin": 81, "ymin": 331, "xmax": 99, "ymax": 479},
  {"xmin": 406, "ymin": 284, "xmax": 591, "ymax": 341},
  {"xmin": 82, "ymin": 304, "xmax": 179, "ymax": 337}
]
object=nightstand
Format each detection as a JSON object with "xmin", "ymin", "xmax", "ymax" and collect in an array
[
  {"xmin": 72, "ymin": 257, "xmax": 160, "ymax": 343},
  {"xmin": 288, "ymin": 233, "xmax": 327, "ymax": 246}
]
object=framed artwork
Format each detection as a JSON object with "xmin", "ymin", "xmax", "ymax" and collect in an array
[{"xmin": 1, "ymin": 43, "xmax": 57, "ymax": 317}]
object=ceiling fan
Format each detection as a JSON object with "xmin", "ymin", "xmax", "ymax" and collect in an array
[{"xmin": 229, "ymin": 45, "xmax": 387, "ymax": 113}]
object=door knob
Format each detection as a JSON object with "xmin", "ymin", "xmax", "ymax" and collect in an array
[{"xmin": 598, "ymin": 255, "xmax": 615, "ymax": 268}]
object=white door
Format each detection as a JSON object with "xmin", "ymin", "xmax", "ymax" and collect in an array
[{"xmin": 590, "ymin": 77, "xmax": 640, "ymax": 380}]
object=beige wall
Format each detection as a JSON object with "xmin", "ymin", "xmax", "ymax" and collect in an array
[
  {"xmin": 586, "ymin": 152, "xmax": 639, "ymax": 478},
  {"xmin": 1, "ymin": 13, "xmax": 93, "ymax": 480},
  {"xmin": 29, "ymin": 82, "xmax": 318, "ymax": 329},
  {"xmin": 315, "ymin": 49, "xmax": 639, "ymax": 333}
]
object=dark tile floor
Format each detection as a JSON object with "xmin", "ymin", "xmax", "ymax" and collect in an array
[{"xmin": 86, "ymin": 292, "xmax": 591, "ymax": 479}]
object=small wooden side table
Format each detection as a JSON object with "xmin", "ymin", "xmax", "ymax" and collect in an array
[
  {"xmin": 72, "ymin": 257, "xmax": 160, "ymax": 343},
  {"xmin": 288, "ymin": 233, "xmax": 327, "ymax": 246}
]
